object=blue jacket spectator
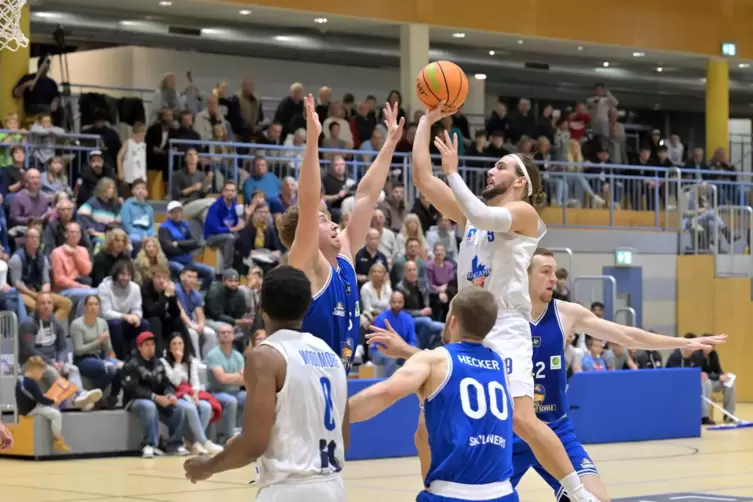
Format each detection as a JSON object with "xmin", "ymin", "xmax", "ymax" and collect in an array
[
  {"xmin": 120, "ymin": 194, "xmax": 155, "ymax": 245},
  {"xmin": 203, "ymin": 194, "xmax": 239, "ymax": 239},
  {"xmin": 370, "ymin": 297, "xmax": 416, "ymax": 377},
  {"xmin": 242, "ymin": 157, "xmax": 280, "ymax": 204}
]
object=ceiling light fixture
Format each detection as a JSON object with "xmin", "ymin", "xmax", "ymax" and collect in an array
[
  {"xmin": 158, "ymin": 1, "xmax": 172, "ymax": 6},
  {"xmin": 517, "ymin": 39, "xmax": 524, "ymax": 45},
  {"xmin": 239, "ymin": 9, "xmax": 251, "ymax": 15},
  {"xmin": 656, "ymin": 66, "xmax": 663, "ymax": 72},
  {"xmin": 474, "ymin": 74, "xmax": 487, "ymax": 80},
  {"xmin": 489, "ymin": 50, "xmax": 495, "ymax": 56},
  {"xmin": 602, "ymin": 61, "xmax": 610, "ymax": 67},
  {"xmin": 314, "ymin": 17, "xmax": 328, "ymax": 24},
  {"xmin": 577, "ymin": 46, "xmax": 584, "ymax": 51},
  {"xmin": 32, "ymin": 11, "xmax": 60, "ymax": 18},
  {"xmin": 633, "ymin": 52, "xmax": 645, "ymax": 57},
  {"xmin": 739, "ymin": 63, "xmax": 751, "ymax": 69},
  {"xmin": 452, "ymin": 32, "xmax": 466, "ymax": 39}
]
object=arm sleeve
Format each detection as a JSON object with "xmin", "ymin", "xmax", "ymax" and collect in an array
[
  {"xmin": 121, "ymin": 362, "xmax": 154, "ymax": 400},
  {"xmin": 71, "ymin": 320, "xmax": 100, "ymax": 355},
  {"xmin": 447, "ymin": 173, "xmax": 513, "ymax": 232},
  {"xmin": 8, "ymin": 255, "xmax": 22, "ymax": 287},
  {"xmin": 161, "ymin": 359, "xmax": 182, "ymax": 388},
  {"xmin": 25, "ymin": 379, "xmax": 55, "ymax": 406}
]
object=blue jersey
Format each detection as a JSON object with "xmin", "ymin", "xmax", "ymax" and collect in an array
[
  {"xmin": 301, "ymin": 255, "xmax": 360, "ymax": 371},
  {"xmin": 528, "ymin": 299, "xmax": 568, "ymax": 423},
  {"xmin": 424, "ymin": 342, "xmax": 514, "ymax": 489}
]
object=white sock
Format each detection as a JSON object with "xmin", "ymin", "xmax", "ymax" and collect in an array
[{"xmin": 559, "ymin": 471, "xmax": 583, "ymax": 495}]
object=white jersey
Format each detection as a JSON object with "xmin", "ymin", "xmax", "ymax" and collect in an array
[
  {"xmin": 122, "ymin": 138, "xmax": 146, "ymax": 184},
  {"xmin": 457, "ymin": 219, "xmax": 546, "ymax": 320},
  {"xmin": 256, "ymin": 329, "xmax": 347, "ymax": 488}
]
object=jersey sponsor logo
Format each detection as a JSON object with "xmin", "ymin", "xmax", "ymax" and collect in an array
[
  {"xmin": 532, "ymin": 336, "xmax": 541, "ymax": 348},
  {"xmin": 340, "ymin": 339, "xmax": 353, "ymax": 372},
  {"xmin": 467, "ymin": 255, "xmax": 491, "ymax": 287},
  {"xmin": 469, "ymin": 433, "xmax": 507, "ymax": 448},
  {"xmin": 550, "ymin": 355, "xmax": 562, "ymax": 370},
  {"xmin": 465, "ymin": 227, "xmax": 477, "ymax": 246},
  {"xmin": 581, "ymin": 458, "xmax": 595, "ymax": 470},
  {"xmin": 332, "ymin": 302, "xmax": 346, "ymax": 317},
  {"xmin": 355, "ymin": 300, "xmax": 361, "ymax": 316},
  {"xmin": 533, "ymin": 384, "xmax": 556, "ymax": 413},
  {"xmin": 345, "ymin": 282, "xmax": 352, "ymax": 295}
]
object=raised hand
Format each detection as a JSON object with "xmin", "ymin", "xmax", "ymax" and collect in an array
[
  {"xmin": 383, "ymin": 101, "xmax": 406, "ymax": 143},
  {"xmin": 366, "ymin": 320, "xmax": 414, "ymax": 359},
  {"xmin": 433, "ymin": 130, "xmax": 459, "ymax": 176},
  {"xmin": 422, "ymin": 100, "xmax": 457, "ymax": 125},
  {"xmin": 303, "ymin": 94, "xmax": 322, "ymax": 138}
]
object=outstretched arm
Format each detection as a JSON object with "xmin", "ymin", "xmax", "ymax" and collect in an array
[
  {"xmin": 343, "ymin": 102, "xmax": 405, "ymax": 257},
  {"xmin": 287, "ymin": 94, "xmax": 323, "ymax": 274},
  {"xmin": 348, "ymin": 350, "xmax": 433, "ymax": 423},
  {"xmin": 560, "ymin": 301, "xmax": 727, "ymax": 350},
  {"xmin": 411, "ymin": 103, "xmax": 466, "ymax": 226},
  {"xmin": 434, "ymin": 131, "xmax": 538, "ymax": 234}
]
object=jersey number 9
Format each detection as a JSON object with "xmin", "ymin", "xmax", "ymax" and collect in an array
[{"xmin": 459, "ymin": 377, "xmax": 509, "ymax": 421}]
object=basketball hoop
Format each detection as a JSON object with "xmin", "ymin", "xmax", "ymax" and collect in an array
[{"xmin": 0, "ymin": 0, "xmax": 29, "ymax": 52}]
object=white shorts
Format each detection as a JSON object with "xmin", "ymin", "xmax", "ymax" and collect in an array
[
  {"xmin": 482, "ymin": 309, "xmax": 534, "ymax": 399},
  {"xmin": 256, "ymin": 476, "xmax": 344, "ymax": 502}
]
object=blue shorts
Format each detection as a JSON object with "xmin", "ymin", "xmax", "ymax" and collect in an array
[
  {"xmin": 417, "ymin": 489, "xmax": 519, "ymax": 502},
  {"xmin": 511, "ymin": 417, "xmax": 599, "ymax": 500}
]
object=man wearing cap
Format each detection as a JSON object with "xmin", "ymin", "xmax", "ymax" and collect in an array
[
  {"xmin": 76, "ymin": 149, "xmax": 116, "ymax": 205},
  {"xmin": 122, "ymin": 331, "xmax": 189, "ymax": 458},
  {"xmin": 159, "ymin": 200, "xmax": 214, "ymax": 291},
  {"xmin": 205, "ymin": 269, "xmax": 253, "ymax": 349}
]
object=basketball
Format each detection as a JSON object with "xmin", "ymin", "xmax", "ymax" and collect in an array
[{"xmin": 416, "ymin": 61, "xmax": 469, "ymax": 112}]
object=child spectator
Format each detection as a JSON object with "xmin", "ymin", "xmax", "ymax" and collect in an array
[
  {"xmin": 581, "ymin": 336, "xmax": 608, "ymax": 372},
  {"xmin": 16, "ymin": 356, "xmax": 71, "ymax": 452},
  {"xmin": 116, "ymin": 122, "xmax": 147, "ymax": 189},
  {"xmin": 553, "ymin": 267, "xmax": 570, "ymax": 301},
  {"xmin": 120, "ymin": 179, "xmax": 154, "ymax": 253}
]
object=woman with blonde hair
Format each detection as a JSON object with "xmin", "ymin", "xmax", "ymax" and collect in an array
[
  {"xmin": 566, "ymin": 139, "xmax": 605, "ymax": 207},
  {"xmin": 133, "ymin": 236, "xmax": 169, "ymax": 284},
  {"xmin": 396, "ymin": 213, "xmax": 429, "ymax": 260},
  {"xmin": 91, "ymin": 228, "xmax": 130, "ymax": 285}
]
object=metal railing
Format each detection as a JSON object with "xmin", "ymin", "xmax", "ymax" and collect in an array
[
  {"xmin": 572, "ymin": 275, "xmax": 617, "ymax": 321},
  {"xmin": 0, "ymin": 311, "xmax": 19, "ymax": 424},
  {"xmin": 713, "ymin": 205, "xmax": 753, "ymax": 277}
]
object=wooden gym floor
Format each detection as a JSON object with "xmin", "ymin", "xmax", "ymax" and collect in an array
[{"xmin": 3, "ymin": 404, "xmax": 753, "ymax": 502}]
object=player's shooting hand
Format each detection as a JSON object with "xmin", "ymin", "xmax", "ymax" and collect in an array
[
  {"xmin": 184, "ymin": 456, "xmax": 214, "ymax": 483},
  {"xmin": 366, "ymin": 320, "xmax": 413, "ymax": 359},
  {"xmin": 383, "ymin": 101, "xmax": 405, "ymax": 143},
  {"xmin": 423, "ymin": 101, "xmax": 456, "ymax": 125},
  {"xmin": 433, "ymin": 130, "xmax": 459, "ymax": 176},
  {"xmin": 304, "ymin": 94, "xmax": 322, "ymax": 138}
]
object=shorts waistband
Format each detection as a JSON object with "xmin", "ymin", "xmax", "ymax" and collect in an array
[{"xmin": 428, "ymin": 479, "xmax": 513, "ymax": 500}]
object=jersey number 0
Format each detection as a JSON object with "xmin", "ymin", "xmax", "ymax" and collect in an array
[
  {"xmin": 319, "ymin": 376, "xmax": 342, "ymax": 472},
  {"xmin": 459, "ymin": 377, "xmax": 509, "ymax": 420}
]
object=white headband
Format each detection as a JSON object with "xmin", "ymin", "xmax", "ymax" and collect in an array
[{"xmin": 511, "ymin": 154, "xmax": 533, "ymax": 197}]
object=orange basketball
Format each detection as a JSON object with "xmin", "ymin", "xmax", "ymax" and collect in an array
[{"xmin": 416, "ymin": 60, "xmax": 469, "ymax": 112}]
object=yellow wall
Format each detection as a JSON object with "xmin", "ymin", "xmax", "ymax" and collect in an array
[
  {"xmin": 238, "ymin": 0, "xmax": 753, "ymax": 58},
  {"xmin": 677, "ymin": 256, "xmax": 753, "ymax": 401}
]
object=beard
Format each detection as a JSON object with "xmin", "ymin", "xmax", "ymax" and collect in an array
[{"xmin": 481, "ymin": 179, "xmax": 511, "ymax": 200}]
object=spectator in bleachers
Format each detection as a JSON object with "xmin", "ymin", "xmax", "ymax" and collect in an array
[
  {"xmin": 142, "ymin": 264, "xmax": 190, "ymax": 354},
  {"xmin": 176, "ymin": 265, "xmax": 217, "ymax": 359},
  {"xmin": 708, "ymin": 148, "xmax": 738, "ymax": 202},
  {"xmin": 71, "ymin": 295, "xmax": 122, "ymax": 410},
  {"xmin": 355, "ymin": 228, "xmax": 389, "ymax": 288},
  {"xmin": 396, "ymin": 260, "xmax": 442, "ymax": 349},
  {"xmin": 9, "ymin": 168, "xmax": 51, "ymax": 232},
  {"xmin": 12, "ymin": 56, "xmax": 59, "ymax": 118},
  {"xmin": 3, "ymin": 145, "xmax": 26, "ymax": 198},
  {"xmin": 0, "ymin": 113, "xmax": 25, "ymax": 162},
  {"xmin": 195, "ymin": 95, "xmax": 232, "ymax": 142},
  {"xmin": 371, "ymin": 208, "xmax": 399, "ymax": 267},
  {"xmin": 204, "ymin": 181, "xmax": 244, "ymax": 269},
  {"xmin": 116, "ymin": 123, "xmax": 147, "ymax": 191},
  {"xmin": 685, "ymin": 147, "xmax": 708, "ymax": 180},
  {"xmin": 281, "ymin": 127, "xmax": 306, "ymax": 173},
  {"xmin": 234, "ymin": 202, "xmax": 281, "ymax": 274},
  {"xmin": 256, "ymin": 121, "xmax": 283, "ymax": 150},
  {"xmin": 78, "ymin": 178, "xmax": 122, "ymax": 248},
  {"xmin": 485, "ymin": 99, "xmax": 509, "ymax": 138},
  {"xmin": 151, "ymin": 73, "xmax": 181, "ymax": 121},
  {"xmin": 40, "ymin": 156, "xmax": 71, "ymax": 198},
  {"xmin": 322, "ymin": 121, "xmax": 348, "ymax": 161},
  {"xmin": 360, "ymin": 262, "xmax": 391, "ymax": 327},
  {"xmin": 275, "ymin": 176, "xmax": 297, "ymax": 215},
  {"xmin": 484, "ymin": 130, "xmax": 510, "ymax": 160},
  {"xmin": 587, "ymin": 84, "xmax": 619, "ymax": 140},
  {"xmin": 322, "ymin": 102, "xmax": 354, "ymax": 148},
  {"xmin": 133, "ymin": 236, "xmax": 169, "ymax": 285},
  {"xmin": 438, "ymin": 116, "xmax": 464, "ymax": 156},
  {"xmin": 552, "ymin": 267, "xmax": 570, "ymax": 301},
  {"xmin": 205, "ymin": 269, "xmax": 252, "ymax": 348},
  {"xmin": 466, "ymin": 129, "xmax": 488, "ymax": 166},
  {"xmin": 629, "ymin": 347, "xmax": 664, "ymax": 369},
  {"xmin": 50, "ymin": 222, "xmax": 97, "ymax": 304},
  {"xmin": 568, "ymin": 103, "xmax": 590, "ymax": 143},
  {"xmin": 608, "ymin": 342, "xmax": 637, "ymax": 370},
  {"xmin": 18, "ymin": 292, "xmax": 102, "ymax": 408},
  {"xmin": 507, "ymin": 98, "xmax": 537, "ymax": 144},
  {"xmin": 29, "ymin": 114, "xmax": 65, "ymax": 168},
  {"xmin": 43, "ymin": 198, "xmax": 91, "ymax": 254},
  {"xmin": 351, "ymin": 96, "xmax": 378, "ymax": 147},
  {"xmin": 395, "ymin": 122, "xmax": 418, "ymax": 157},
  {"xmin": 553, "ymin": 118, "xmax": 570, "ymax": 160},
  {"xmin": 426, "ymin": 243, "xmax": 456, "ymax": 319},
  {"xmin": 425, "ymin": 215, "xmax": 458, "ymax": 262},
  {"xmin": 228, "ymin": 79, "xmax": 264, "ymax": 140},
  {"xmin": 397, "ymin": 213, "xmax": 429, "ymax": 260},
  {"xmin": 411, "ymin": 192, "xmax": 439, "ymax": 234},
  {"xmin": 159, "ymin": 201, "xmax": 213, "ymax": 289},
  {"xmin": 274, "ymin": 82, "xmax": 305, "ymax": 137},
  {"xmin": 120, "ymin": 179, "xmax": 154, "ymax": 253},
  {"xmin": 382, "ymin": 90, "xmax": 407, "ymax": 123},
  {"xmin": 161, "ymin": 333, "xmax": 223, "ymax": 455},
  {"xmin": 378, "ymin": 183, "xmax": 406, "ymax": 233},
  {"xmin": 82, "ymin": 109, "xmax": 122, "ymax": 169},
  {"xmin": 242, "ymin": 156, "xmax": 280, "ymax": 205},
  {"xmin": 322, "ymin": 156, "xmax": 354, "ymax": 223},
  {"xmin": 172, "ymin": 148, "xmax": 214, "ymax": 233},
  {"xmin": 122, "ymin": 331, "xmax": 189, "ymax": 457},
  {"xmin": 607, "ymin": 108, "xmax": 629, "ymax": 165},
  {"xmin": 315, "ymin": 86, "xmax": 332, "ymax": 120},
  {"xmin": 205, "ymin": 324, "xmax": 247, "ymax": 444},
  {"xmin": 537, "ymin": 104, "xmax": 555, "ymax": 143},
  {"xmin": 371, "ymin": 291, "xmax": 416, "ymax": 377},
  {"xmin": 342, "ymin": 93, "xmax": 355, "ymax": 120},
  {"xmin": 359, "ymin": 128, "xmax": 385, "ymax": 163},
  {"xmin": 98, "ymin": 259, "xmax": 150, "ymax": 360},
  {"xmin": 250, "ymin": 328, "xmax": 267, "ymax": 348},
  {"xmin": 666, "ymin": 333, "xmax": 713, "ymax": 424},
  {"xmin": 9, "ymin": 228, "xmax": 72, "ymax": 321},
  {"xmin": 631, "ymin": 146, "xmax": 655, "ymax": 210},
  {"xmin": 0, "ymin": 256, "xmax": 27, "ymax": 321},
  {"xmin": 535, "ymin": 136, "xmax": 566, "ymax": 207},
  {"xmin": 588, "ymin": 147, "xmax": 622, "ymax": 208},
  {"xmin": 145, "ymin": 108, "xmax": 174, "ymax": 178},
  {"xmin": 91, "ymin": 228, "xmax": 130, "ymax": 286},
  {"xmin": 172, "ymin": 110, "xmax": 202, "ymax": 150},
  {"xmin": 16, "ymin": 356, "xmax": 70, "ymax": 452},
  {"xmin": 238, "ymin": 265, "xmax": 262, "ymax": 330},
  {"xmin": 391, "ymin": 237, "xmax": 426, "ymax": 286},
  {"xmin": 581, "ymin": 336, "xmax": 608, "ymax": 372},
  {"xmin": 76, "ymin": 150, "xmax": 116, "ymax": 206},
  {"xmin": 564, "ymin": 332, "xmax": 583, "ymax": 376},
  {"xmin": 700, "ymin": 334, "xmax": 736, "ymax": 423}
]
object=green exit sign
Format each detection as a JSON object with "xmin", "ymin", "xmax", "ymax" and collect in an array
[
  {"xmin": 722, "ymin": 42, "xmax": 737, "ymax": 56},
  {"xmin": 615, "ymin": 249, "xmax": 633, "ymax": 266}
]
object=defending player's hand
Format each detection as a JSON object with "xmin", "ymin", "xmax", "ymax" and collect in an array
[
  {"xmin": 184, "ymin": 456, "xmax": 214, "ymax": 483},
  {"xmin": 422, "ymin": 100, "xmax": 456, "ymax": 125},
  {"xmin": 383, "ymin": 101, "xmax": 405, "ymax": 143},
  {"xmin": 433, "ymin": 130, "xmax": 459, "ymax": 176},
  {"xmin": 0, "ymin": 422, "xmax": 13, "ymax": 449},
  {"xmin": 366, "ymin": 320, "xmax": 415, "ymax": 359},
  {"xmin": 687, "ymin": 333, "xmax": 728, "ymax": 350},
  {"xmin": 303, "ymin": 94, "xmax": 322, "ymax": 138}
]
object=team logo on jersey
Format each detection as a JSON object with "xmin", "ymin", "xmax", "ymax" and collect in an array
[
  {"xmin": 533, "ymin": 384, "xmax": 556, "ymax": 413},
  {"xmin": 467, "ymin": 256, "xmax": 491, "ymax": 287},
  {"xmin": 340, "ymin": 339, "xmax": 354, "ymax": 372},
  {"xmin": 345, "ymin": 283, "xmax": 352, "ymax": 295},
  {"xmin": 465, "ymin": 227, "xmax": 477, "ymax": 245},
  {"xmin": 332, "ymin": 302, "xmax": 346, "ymax": 317},
  {"xmin": 550, "ymin": 355, "xmax": 562, "ymax": 370},
  {"xmin": 355, "ymin": 300, "xmax": 361, "ymax": 316},
  {"xmin": 581, "ymin": 458, "xmax": 595, "ymax": 470},
  {"xmin": 532, "ymin": 336, "xmax": 541, "ymax": 348}
]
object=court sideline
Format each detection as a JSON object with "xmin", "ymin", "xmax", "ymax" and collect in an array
[{"xmin": 2, "ymin": 404, "xmax": 753, "ymax": 502}]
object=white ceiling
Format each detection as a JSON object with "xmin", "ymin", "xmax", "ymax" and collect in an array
[{"xmin": 32, "ymin": 0, "xmax": 753, "ymax": 78}]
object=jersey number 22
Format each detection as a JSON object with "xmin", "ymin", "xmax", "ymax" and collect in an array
[{"xmin": 319, "ymin": 377, "xmax": 342, "ymax": 472}]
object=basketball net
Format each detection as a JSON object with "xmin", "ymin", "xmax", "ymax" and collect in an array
[{"xmin": 0, "ymin": 0, "xmax": 29, "ymax": 52}]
